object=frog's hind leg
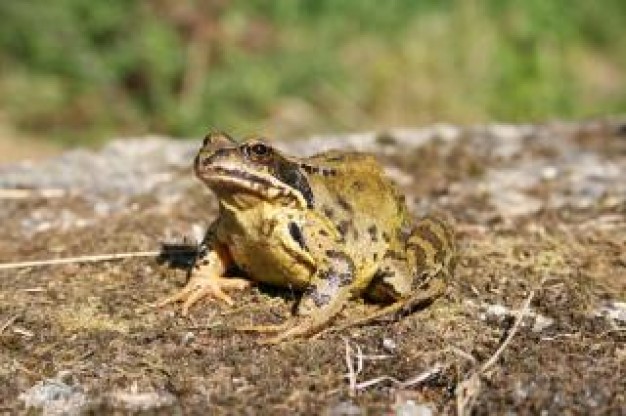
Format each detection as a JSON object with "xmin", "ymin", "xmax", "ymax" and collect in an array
[
  {"xmin": 342, "ymin": 216, "xmax": 456, "ymax": 329},
  {"xmin": 339, "ymin": 275, "xmax": 445, "ymax": 330},
  {"xmin": 235, "ymin": 287, "xmax": 350, "ymax": 343},
  {"xmin": 262, "ymin": 291, "xmax": 349, "ymax": 344},
  {"xmin": 253, "ymin": 251, "xmax": 356, "ymax": 344}
]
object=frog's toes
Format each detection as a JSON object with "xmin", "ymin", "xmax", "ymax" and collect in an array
[{"xmin": 156, "ymin": 277, "xmax": 250, "ymax": 315}]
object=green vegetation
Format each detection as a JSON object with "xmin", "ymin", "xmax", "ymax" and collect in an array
[{"xmin": 0, "ymin": 0, "xmax": 624, "ymax": 144}]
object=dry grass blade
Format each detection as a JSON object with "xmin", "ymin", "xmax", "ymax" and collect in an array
[
  {"xmin": 356, "ymin": 375, "xmax": 403, "ymax": 390},
  {"xmin": 456, "ymin": 372, "xmax": 481, "ymax": 416},
  {"xmin": 354, "ymin": 342, "xmax": 364, "ymax": 377},
  {"xmin": 342, "ymin": 336, "xmax": 438, "ymax": 393},
  {"xmin": 342, "ymin": 337, "xmax": 397, "ymax": 394},
  {"xmin": 400, "ymin": 365, "xmax": 443, "ymax": 388},
  {"xmin": 456, "ymin": 284, "xmax": 538, "ymax": 416},
  {"xmin": 0, "ymin": 188, "xmax": 67, "ymax": 199},
  {"xmin": 480, "ymin": 286, "xmax": 536, "ymax": 373},
  {"xmin": 0, "ymin": 314, "xmax": 20, "ymax": 335},
  {"xmin": 0, "ymin": 251, "xmax": 160, "ymax": 271},
  {"xmin": 448, "ymin": 346, "xmax": 477, "ymax": 364},
  {"xmin": 343, "ymin": 337, "xmax": 357, "ymax": 396},
  {"xmin": 355, "ymin": 366, "xmax": 442, "ymax": 390}
]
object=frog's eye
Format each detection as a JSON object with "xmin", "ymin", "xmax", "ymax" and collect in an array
[
  {"xmin": 244, "ymin": 142, "xmax": 272, "ymax": 160},
  {"xmin": 250, "ymin": 143, "xmax": 269, "ymax": 156}
]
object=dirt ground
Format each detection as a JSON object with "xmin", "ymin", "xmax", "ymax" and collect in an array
[{"xmin": 0, "ymin": 121, "xmax": 624, "ymax": 415}]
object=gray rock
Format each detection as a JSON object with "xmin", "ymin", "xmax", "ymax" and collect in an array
[
  {"xmin": 19, "ymin": 374, "xmax": 87, "ymax": 416},
  {"xmin": 324, "ymin": 400, "xmax": 364, "ymax": 416},
  {"xmin": 395, "ymin": 400, "xmax": 434, "ymax": 416}
]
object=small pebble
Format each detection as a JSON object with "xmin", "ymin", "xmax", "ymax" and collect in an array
[
  {"xmin": 181, "ymin": 331, "xmax": 195, "ymax": 345},
  {"xmin": 541, "ymin": 166, "xmax": 558, "ymax": 180},
  {"xmin": 532, "ymin": 315, "xmax": 555, "ymax": 333},
  {"xmin": 382, "ymin": 338, "xmax": 397, "ymax": 353}
]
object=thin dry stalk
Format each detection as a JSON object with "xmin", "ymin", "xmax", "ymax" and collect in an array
[
  {"xmin": 480, "ymin": 287, "xmax": 535, "ymax": 373},
  {"xmin": 448, "ymin": 346, "xmax": 477, "ymax": 364},
  {"xmin": 343, "ymin": 337, "xmax": 357, "ymax": 396},
  {"xmin": 0, "ymin": 314, "xmax": 19, "ymax": 334},
  {"xmin": 354, "ymin": 342, "xmax": 364, "ymax": 377},
  {"xmin": 400, "ymin": 365, "xmax": 443, "ymax": 388},
  {"xmin": 355, "ymin": 366, "xmax": 442, "ymax": 390},
  {"xmin": 342, "ymin": 337, "xmax": 440, "ymax": 393},
  {"xmin": 456, "ymin": 372, "xmax": 481, "ymax": 416},
  {"xmin": 0, "ymin": 251, "xmax": 160, "ymax": 271},
  {"xmin": 0, "ymin": 188, "xmax": 67, "ymax": 199},
  {"xmin": 356, "ymin": 375, "xmax": 403, "ymax": 390},
  {"xmin": 456, "ymin": 286, "xmax": 537, "ymax": 416}
]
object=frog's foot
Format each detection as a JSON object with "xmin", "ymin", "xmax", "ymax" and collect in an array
[
  {"xmin": 338, "ymin": 277, "xmax": 445, "ymax": 330},
  {"xmin": 156, "ymin": 276, "xmax": 250, "ymax": 316}
]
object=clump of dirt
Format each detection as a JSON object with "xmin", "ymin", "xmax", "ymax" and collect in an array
[{"xmin": 0, "ymin": 121, "xmax": 624, "ymax": 414}]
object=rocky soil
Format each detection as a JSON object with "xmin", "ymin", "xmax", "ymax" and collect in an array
[{"xmin": 0, "ymin": 120, "xmax": 624, "ymax": 414}]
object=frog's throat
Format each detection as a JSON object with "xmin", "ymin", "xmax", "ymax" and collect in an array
[{"xmin": 200, "ymin": 166, "xmax": 308, "ymax": 209}]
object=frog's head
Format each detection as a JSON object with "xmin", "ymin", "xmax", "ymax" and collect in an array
[{"xmin": 195, "ymin": 132, "xmax": 314, "ymax": 209}]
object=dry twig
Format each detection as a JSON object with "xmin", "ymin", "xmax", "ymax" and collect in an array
[
  {"xmin": 342, "ymin": 337, "xmax": 438, "ymax": 394},
  {"xmin": 456, "ymin": 286, "xmax": 537, "ymax": 416},
  {"xmin": 0, "ymin": 314, "xmax": 20, "ymax": 335},
  {"xmin": 0, "ymin": 188, "xmax": 67, "ymax": 199},
  {"xmin": 480, "ymin": 288, "xmax": 535, "ymax": 373},
  {"xmin": 343, "ymin": 337, "xmax": 357, "ymax": 396},
  {"xmin": 355, "ymin": 366, "xmax": 443, "ymax": 390},
  {"xmin": 0, "ymin": 251, "xmax": 160, "ymax": 271},
  {"xmin": 448, "ymin": 346, "xmax": 477, "ymax": 365}
]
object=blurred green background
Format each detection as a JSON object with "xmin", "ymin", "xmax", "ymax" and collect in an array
[{"xmin": 0, "ymin": 0, "xmax": 625, "ymax": 147}]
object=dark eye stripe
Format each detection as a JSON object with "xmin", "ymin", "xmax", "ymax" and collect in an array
[{"xmin": 275, "ymin": 162, "xmax": 315, "ymax": 208}]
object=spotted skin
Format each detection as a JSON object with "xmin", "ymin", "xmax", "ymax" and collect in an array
[
  {"xmin": 362, "ymin": 216, "xmax": 456, "ymax": 319},
  {"xmin": 157, "ymin": 132, "xmax": 457, "ymax": 342}
]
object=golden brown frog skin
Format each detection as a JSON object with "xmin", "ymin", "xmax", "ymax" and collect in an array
[{"xmin": 158, "ymin": 132, "xmax": 456, "ymax": 342}]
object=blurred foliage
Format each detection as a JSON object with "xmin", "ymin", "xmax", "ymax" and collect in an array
[{"xmin": 0, "ymin": 0, "xmax": 624, "ymax": 144}]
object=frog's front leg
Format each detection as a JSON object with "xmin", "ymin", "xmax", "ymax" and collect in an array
[
  {"xmin": 262, "ymin": 251, "xmax": 356, "ymax": 344},
  {"xmin": 156, "ymin": 243, "xmax": 250, "ymax": 316}
]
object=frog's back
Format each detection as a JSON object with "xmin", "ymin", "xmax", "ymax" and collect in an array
[
  {"xmin": 305, "ymin": 150, "xmax": 379, "ymax": 172},
  {"xmin": 304, "ymin": 150, "xmax": 404, "ymax": 214},
  {"xmin": 304, "ymin": 151, "xmax": 410, "ymax": 264}
]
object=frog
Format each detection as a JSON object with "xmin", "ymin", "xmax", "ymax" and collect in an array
[{"xmin": 157, "ymin": 131, "xmax": 457, "ymax": 343}]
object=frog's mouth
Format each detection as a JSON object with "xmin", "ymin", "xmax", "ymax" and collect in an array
[{"xmin": 198, "ymin": 165, "xmax": 307, "ymax": 209}]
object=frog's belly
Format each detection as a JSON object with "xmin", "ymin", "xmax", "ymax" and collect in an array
[{"xmin": 227, "ymin": 234, "xmax": 313, "ymax": 290}]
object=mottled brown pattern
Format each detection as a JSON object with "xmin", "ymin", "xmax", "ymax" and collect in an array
[
  {"xmin": 367, "ymin": 224, "xmax": 379, "ymax": 242},
  {"xmin": 336, "ymin": 196, "xmax": 353, "ymax": 212},
  {"xmin": 412, "ymin": 223, "xmax": 444, "ymax": 261},
  {"xmin": 336, "ymin": 220, "xmax": 352, "ymax": 237}
]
